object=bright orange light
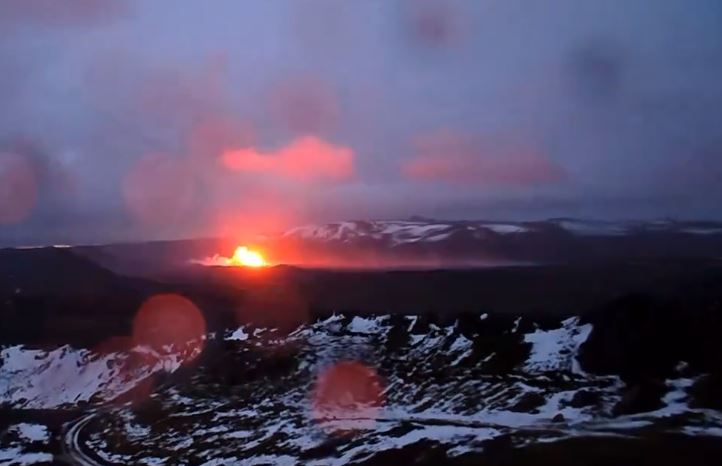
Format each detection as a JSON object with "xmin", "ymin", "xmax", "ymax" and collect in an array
[{"xmin": 230, "ymin": 246, "xmax": 267, "ymax": 267}]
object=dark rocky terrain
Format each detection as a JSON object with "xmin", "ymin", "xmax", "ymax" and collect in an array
[{"xmin": 2, "ymin": 221, "xmax": 722, "ymax": 465}]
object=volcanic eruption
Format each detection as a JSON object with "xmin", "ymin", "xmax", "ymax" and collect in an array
[{"xmin": 228, "ymin": 246, "xmax": 267, "ymax": 267}]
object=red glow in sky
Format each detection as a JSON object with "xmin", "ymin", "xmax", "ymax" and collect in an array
[{"xmin": 222, "ymin": 136, "xmax": 354, "ymax": 183}]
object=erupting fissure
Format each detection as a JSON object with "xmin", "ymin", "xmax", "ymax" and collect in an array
[{"xmin": 230, "ymin": 246, "xmax": 267, "ymax": 267}]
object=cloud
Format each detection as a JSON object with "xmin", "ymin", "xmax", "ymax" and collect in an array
[
  {"xmin": 3, "ymin": 0, "xmax": 722, "ymax": 245},
  {"xmin": 0, "ymin": 0, "xmax": 129, "ymax": 27},
  {"xmin": 403, "ymin": 0, "xmax": 469, "ymax": 48},
  {"xmin": 268, "ymin": 77, "xmax": 339, "ymax": 135},
  {"xmin": 121, "ymin": 153, "xmax": 197, "ymax": 228},
  {"xmin": 403, "ymin": 130, "xmax": 566, "ymax": 186},
  {"xmin": 221, "ymin": 136, "xmax": 354, "ymax": 183}
]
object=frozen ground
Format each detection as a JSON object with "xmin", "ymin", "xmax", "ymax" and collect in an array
[{"xmin": 3, "ymin": 313, "xmax": 721, "ymax": 464}]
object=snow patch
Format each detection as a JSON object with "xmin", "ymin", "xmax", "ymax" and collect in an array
[
  {"xmin": 0, "ymin": 448, "xmax": 53, "ymax": 465},
  {"xmin": 347, "ymin": 316, "xmax": 384, "ymax": 334},
  {"xmin": 227, "ymin": 327, "xmax": 249, "ymax": 341},
  {"xmin": 523, "ymin": 317, "xmax": 592, "ymax": 374},
  {"xmin": 481, "ymin": 223, "xmax": 529, "ymax": 234},
  {"xmin": 10, "ymin": 424, "xmax": 49, "ymax": 443}
]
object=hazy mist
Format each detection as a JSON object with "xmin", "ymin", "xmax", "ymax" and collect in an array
[{"xmin": 1, "ymin": 0, "xmax": 722, "ymax": 245}]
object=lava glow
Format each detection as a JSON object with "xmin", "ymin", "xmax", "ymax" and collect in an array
[{"xmin": 230, "ymin": 246, "xmax": 267, "ymax": 267}]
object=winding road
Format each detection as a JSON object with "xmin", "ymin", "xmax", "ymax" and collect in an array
[{"xmin": 62, "ymin": 412, "xmax": 103, "ymax": 466}]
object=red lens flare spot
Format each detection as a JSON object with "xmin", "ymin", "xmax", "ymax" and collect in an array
[
  {"xmin": 312, "ymin": 361, "xmax": 384, "ymax": 434},
  {"xmin": 89, "ymin": 336, "xmax": 131, "ymax": 358},
  {"xmin": 132, "ymin": 294, "xmax": 206, "ymax": 365},
  {"xmin": 0, "ymin": 152, "xmax": 38, "ymax": 225},
  {"xmin": 113, "ymin": 373, "xmax": 157, "ymax": 405},
  {"xmin": 122, "ymin": 153, "xmax": 196, "ymax": 227}
]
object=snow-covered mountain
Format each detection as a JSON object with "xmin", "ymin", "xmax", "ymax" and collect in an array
[
  {"xmin": 281, "ymin": 218, "xmax": 722, "ymax": 244},
  {"xmin": 0, "ymin": 344, "xmax": 193, "ymax": 409},
  {"xmin": 271, "ymin": 218, "xmax": 722, "ymax": 266}
]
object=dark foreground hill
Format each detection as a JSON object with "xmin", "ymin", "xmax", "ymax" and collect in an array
[
  {"xmin": 2, "ymin": 239, "xmax": 722, "ymax": 464},
  {"xmin": 0, "ymin": 247, "xmax": 240, "ymax": 346},
  {"xmin": 4, "ymin": 243, "xmax": 722, "ymax": 345}
]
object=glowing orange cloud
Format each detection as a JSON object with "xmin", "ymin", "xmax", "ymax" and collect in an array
[
  {"xmin": 404, "ymin": 130, "xmax": 566, "ymax": 186},
  {"xmin": 222, "ymin": 136, "xmax": 354, "ymax": 182},
  {"xmin": 187, "ymin": 116, "xmax": 255, "ymax": 177}
]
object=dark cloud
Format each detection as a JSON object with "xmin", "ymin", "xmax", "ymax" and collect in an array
[
  {"xmin": 404, "ymin": 0, "xmax": 467, "ymax": 48},
  {"xmin": 566, "ymin": 39, "xmax": 625, "ymax": 101},
  {"xmin": 268, "ymin": 77, "xmax": 340, "ymax": 136}
]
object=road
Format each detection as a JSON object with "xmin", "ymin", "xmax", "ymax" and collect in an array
[{"xmin": 61, "ymin": 412, "xmax": 103, "ymax": 466}]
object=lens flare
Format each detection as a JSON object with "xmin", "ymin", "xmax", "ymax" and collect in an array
[
  {"xmin": 132, "ymin": 294, "xmax": 206, "ymax": 365},
  {"xmin": 0, "ymin": 151, "xmax": 37, "ymax": 225},
  {"xmin": 311, "ymin": 361, "xmax": 384, "ymax": 434},
  {"xmin": 230, "ymin": 246, "xmax": 267, "ymax": 267}
]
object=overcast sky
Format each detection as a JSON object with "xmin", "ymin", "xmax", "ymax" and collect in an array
[{"xmin": 1, "ymin": 0, "xmax": 722, "ymax": 245}]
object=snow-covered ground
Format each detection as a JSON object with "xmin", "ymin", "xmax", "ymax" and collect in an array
[
  {"xmin": 523, "ymin": 317, "xmax": 592, "ymax": 374},
  {"xmin": 0, "ymin": 424, "xmax": 53, "ymax": 465},
  {"xmin": 5, "ymin": 313, "xmax": 713, "ymax": 464},
  {"xmin": 0, "ymin": 343, "xmax": 191, "ymax": 409}
]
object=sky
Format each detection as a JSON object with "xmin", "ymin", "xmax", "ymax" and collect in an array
[{"xmin": 1, "ymin": 0, "xmax": 722, "ymax": 245}]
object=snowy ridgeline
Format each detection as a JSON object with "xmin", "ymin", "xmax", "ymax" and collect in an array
[
  {"xmin": 280, "ymin": 219, "xmax": 722, "ymax": 245},
  {"xmin": 0, "ymin": 344, "xmax": 190, "ymax": 409},
  {"xmin": 1, "ymin": 314, "xmax": 590, "ymax": 410}
]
